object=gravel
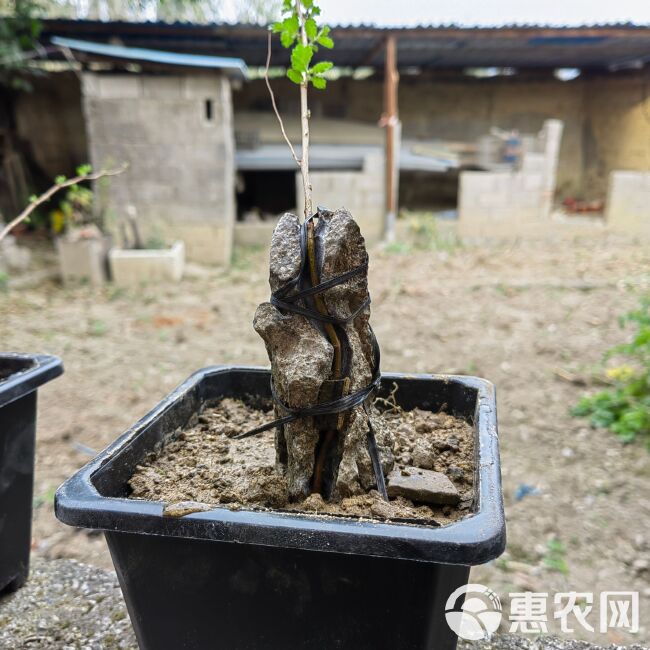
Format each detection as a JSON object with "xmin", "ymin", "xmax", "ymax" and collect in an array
[
  {"xmin": 0, "ymin": 560, "xmax": 646, "ymax": 649},
  {"xmin": 0, "ymin": 559, "xmax": 136, "ymax": 649}
]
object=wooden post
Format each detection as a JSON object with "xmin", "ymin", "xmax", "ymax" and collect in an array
[{"xmin": 383, "ymin": 34, "xmax": 399, "ymax": 241}]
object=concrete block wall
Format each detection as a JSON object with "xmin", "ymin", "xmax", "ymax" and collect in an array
[
  {"xmin": 606, "ymin": 171, "xmax": 650, "ymax": 236},
  {"xmin": 295, "ymin": 152, "xmax": 385, "ymax": 243},
  {"xmin": 458, "ymin": 119, "xmax": 563, "ymax": 239},
  {"xmin": 82, "ymin": 72, "xmax": 236, "ymax": 265}
]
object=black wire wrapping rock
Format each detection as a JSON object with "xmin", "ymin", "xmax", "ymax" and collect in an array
[{"xmin": 236, "ymin": 211, "xmax": 388, "ymax": 500}]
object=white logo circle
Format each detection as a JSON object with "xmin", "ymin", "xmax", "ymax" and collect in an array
[{"xmin": 445, "ymin": 583, "xmax": 502, "ymax": 640}]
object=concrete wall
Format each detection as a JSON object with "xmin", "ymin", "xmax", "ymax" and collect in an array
[
  {"xmin": 584, "ymin": 75, "xmax": 650, "ymax": 196},
  {"xmin": 234, "ymin": 75, "xmax": 584, "ymax": 198},
  {"xmin": 458, "ymin": 120, "xmax": 564, "ymax": 239},
  {"xmin": 234, "ymin": 71, "xmax": 650, "ymax": 202},
  {"xmin": 606, "ymin": 171, "xmax": 650, "ymax": 236},
  {"xmin": 15, "ymin": 72, "xmax": 87, "ymax": 179},
  {"xmin": 294, "ymin": 152, "xmax": 385, "ymax": 243},
  {"xmin": 82, "ymin": 72, "xmax": 236, "ymax": 265}
]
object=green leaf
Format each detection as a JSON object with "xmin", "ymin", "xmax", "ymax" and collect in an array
[
  {"xmin": 317, "ymin": 35, "xmax": 334, "ymax": 49},
  {"xmin": 311, "ymin": 61, "xmax": 333, "ymax": 74},
  {"xmin": 272, "ymin": 21, "xmax": 283, "ymax": 33},
  {"xmin": 29, "ymin": 194, "xmax": 37, "ymax": 203},
  {"xmin": 291, "ymin": 43, "xmax": 313, "ymax": 72},
  {"xmin": 280, "ymin": 31, "xmax": 295, "ymax": 48},
  {"xmin": 311, "ymin": 76, "xmax": 326, "ymax": 89},
  {"xmin": 283, "ymin": 15, "xmax": 299, "ymax": 35},
  {"xmin": 76, "ymin": 164, "xmax": 92, "ymax": 176},
  {"xmin": 55, "ymin": 175, "xmax": 66, "ymax": 185},
  {"xmin": 305, "ymin": 18, "xmax": 318, "ymax": 41},
  {"xmin": 287, "ymin": 68, "xmax": 303, "ymax": 84}
]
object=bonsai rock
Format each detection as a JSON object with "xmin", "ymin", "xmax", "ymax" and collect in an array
[{"xmin": 254, "ymin": 209, "xmax": 394, "ymax": 501}]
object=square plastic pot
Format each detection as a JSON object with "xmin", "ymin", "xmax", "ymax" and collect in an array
[
  {"xmin": 55, "ymin": 366, "xmax": 505, "ymax": 650},
  {"xmin": 0, "ymin": 353, "xmax": 63, "ymax": 593}
]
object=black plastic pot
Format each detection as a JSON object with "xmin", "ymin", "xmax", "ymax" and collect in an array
[
  {"xmin": 56, "ymin": 366, "xmax": 505, "ymax": 650},
  {"xmin": 0, "ymin": 353, "xmax": 63, "ymax": 593}
]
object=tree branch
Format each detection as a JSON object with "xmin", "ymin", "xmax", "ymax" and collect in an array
[
  {"xmin": 0, "ymin": 164, "xmax": 128, "ymax": 244},
  {"xmin": 264, "ymin": 31, "xmax": 301, "ymax": 169}
]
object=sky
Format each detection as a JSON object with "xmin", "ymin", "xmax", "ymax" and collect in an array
[{"xmin": 314, "ymin": 0, "xmax": 650, "ymax": 27}]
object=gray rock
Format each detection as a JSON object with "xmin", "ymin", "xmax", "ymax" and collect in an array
[
  {"xmin": 254, "ymin": 210, "xmax": 394, "ymax": 500},
  {"xmin": 387, "ymin": 466, "xmax": 460, "ymax": 505},
  {"xmin": 411, "ymin": 439, "xmax": 436, "ymax": 469}
]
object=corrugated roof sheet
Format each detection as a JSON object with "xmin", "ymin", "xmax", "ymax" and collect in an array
[
  {"xmin": 51, "ymin": 35, "xmax": 248, "ymax": 77},
  {"xmin": 41, "ymin": 20, "xmax": 650, "ymax": 71}
]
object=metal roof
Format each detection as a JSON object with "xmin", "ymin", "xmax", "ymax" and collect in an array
[
  {"xmin": 50, "ymin": 35, "xmax": 248, "ymax": 77},
  {"xmin": 236, "ymin": 143, "xmax": 455, "ymax": 173},
  {"xmin": 41, "ymin": 19, "xmax": 650, "ymax": 71}
]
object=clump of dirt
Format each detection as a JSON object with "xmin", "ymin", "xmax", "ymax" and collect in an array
[{"xmin": 128, "ymin": 397, "xmax": 475, "ymax": 525}]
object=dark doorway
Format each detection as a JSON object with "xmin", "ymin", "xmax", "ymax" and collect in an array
[{"xmin": 236, "ymin": 170, "xmax": 296, "ymax": 220}]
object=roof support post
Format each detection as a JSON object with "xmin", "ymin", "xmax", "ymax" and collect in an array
[{"xmin": 382, "ymin": 33, "xmax": 400, "ymax": 242}]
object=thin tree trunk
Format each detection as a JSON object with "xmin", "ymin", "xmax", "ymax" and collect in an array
[{"xmin": 297, "ymin": 1, "xmax": 312, "ymax": 219}]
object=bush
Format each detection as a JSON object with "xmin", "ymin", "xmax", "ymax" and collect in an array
[{"xmin": 572, "ymin": 296, "xmax": 650, "ymax": 449}]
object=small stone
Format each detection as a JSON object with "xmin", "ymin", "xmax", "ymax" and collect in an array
[
  {"xmin": 370, "ymin": 500, "xmax": 394, "ymax": 519},
  {"xmin": 302, "ymin": 493, "xmax": 325, "ymax": 510},
  {"xmin": 386, "ymin": 467, "xmax": 460, "ymax": 505},
  {"xmin": 411, "ymin": 439, "xmax": 435, "ymax": 470},
  {"xmin": 445, "ymin": 435, "xmax": 460, "ymax": 451},
  {"xmin": 448, "ymin": 465, "xmax": 464, "ymax": 482}
]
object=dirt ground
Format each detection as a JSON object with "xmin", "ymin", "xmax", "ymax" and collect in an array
[{"xmin": 2, "ymin": 229, "xmax": 649, "ymax": 645}]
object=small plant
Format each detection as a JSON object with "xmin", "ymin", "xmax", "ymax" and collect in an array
[
  {"xmin": 268, "ymin": 0, "xmax": 333, "ymax": 218},
  {"xmin": 543, "ymin": 537, "xmax": 569, "ymax": 575},
  {"xmin": 572, "ymin": 295, "xmax": 650, "ymax": 449},
  {"xmin": 54, "ymin": 176, "xmax": 96, "ymax": 234}
]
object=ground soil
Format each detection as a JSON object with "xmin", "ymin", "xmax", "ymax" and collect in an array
[
  {"xmin": 1, "ymin": 229, "xmax": 649, "ymax": 643},
  {"xmin": 128, "ymin": 397, "xmax": 474, "ymax": 524}
]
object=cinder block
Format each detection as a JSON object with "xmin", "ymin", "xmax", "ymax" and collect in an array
[
  {"xmin": 97, "ymin": 75, "xmax": 141, "ymax": 99},
  {"xmin": 141, "ymin": 76, "xmax": 183, "ymax": 99},
  {"xmin": 606, "ymin": 171, "xmax": 650, "ymax": 235},
  {"xmin": 184, "ymin": 75, "xmax": 222, "ymax": 99}
]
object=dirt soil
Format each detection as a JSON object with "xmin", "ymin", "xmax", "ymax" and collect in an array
[
  {"xmin": 1, "ymin": 229, "xmax": 649, "ymax": 644},
  {"xmin": 128, "ymin": 397, "xmax": 474, "ymax": 524}
]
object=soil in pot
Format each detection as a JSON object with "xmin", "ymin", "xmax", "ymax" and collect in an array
[{"xmin": 128, "ymin": 396, "xmax": 476, "ymax": 526}]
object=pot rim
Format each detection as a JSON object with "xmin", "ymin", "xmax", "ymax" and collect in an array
[
  {"xmin": 55, "ymin": 366, "xmax": 505, "ymax": 565},
  {"xmin": 0, "ymin": 353, "xmax": 63, "ymax": 410}
]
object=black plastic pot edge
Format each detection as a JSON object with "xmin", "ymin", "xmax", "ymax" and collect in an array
[
  {"xmin": 0, "ymin": 352, "xmax": 63, "ymax": 593},
  {"xmin": 0, "ymin": 353, "xmax": 64, "ymax": 410},
  {"xmin": 55, "ymin": 365, "xmax": 505, "ymax": 566}
]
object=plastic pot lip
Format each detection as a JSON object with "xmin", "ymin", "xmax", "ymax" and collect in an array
[
  {"xmin": 0, "ymin": 353, "xmax": 64, "ymax": 410},
  {"xmin": 55, "ymin": 365, "xmax": 506, "ymax": 566}
]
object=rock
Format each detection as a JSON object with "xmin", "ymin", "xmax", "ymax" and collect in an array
[
  {"xmin": 255, "ymin": 210, "xmax": 394, "ymax": 501},
  {"xmin": 370, "ymin": 499, "xmax": 395, "ymax": 519},
  {"xmin": 411, "ymin": 439, "xmax": 436, "ymax": 469},
  {"xmin": 448, "ymin": 465, "xmax": 464, "ymax": 482},
  {"xmin": 387, "ymin": 466, "xmax": 460, "ymax": 505}
]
